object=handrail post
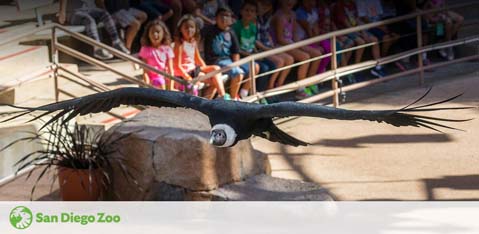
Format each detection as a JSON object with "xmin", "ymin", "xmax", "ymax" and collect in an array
[
  {"xmin": 416, "ymin": 15, "xmax": 425, "ymax": 85},
  {"xmin": 331, "ymin": 36, "xmax": 339, "ymax": 107},
  {"xmin": 51, "ymin": 26, "xmax": 59, "ymax": 102},
  {"xmin": 250, "ymin": 59, "xmax": 257, "ymax": 95}
]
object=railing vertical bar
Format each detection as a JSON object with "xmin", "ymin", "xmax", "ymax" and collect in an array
[
  {"xmin": 250, "ymin": 59, "xmax": 257, "ymax": 95},
  {"xmin": 51, "ymin": 26, "xmax": 59, "ymax": 102},
  {"xmin": 331, "ymin": 36, "xmax": 339, "ymax": 107},
  {"xmin": 416, "ymin": 15, "xmax": 425, "ymax": 85}
]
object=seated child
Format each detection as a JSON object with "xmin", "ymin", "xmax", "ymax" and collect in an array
[
  {"xmin": 202, "ymin": 7, "xmax": 245, "ymax": 100},
  {"xmin": 173, "ymin": 14, "xmax": 229, "ymax": 99},
  {"xmin": 139, "ymin": 20, "xmax": 175, "ymax": 90},
  {"xmin": 257, "ymin": 0, "xmax": 294, "ymax": 90},
  {"xmin": 232, "ymin": 0, "xmax": 272, "ymax": 98},
  {"xmin": 423, "ymin": 0, "xmax": 464, "ymax": 60},
  {"xmin": 333, "ymin": 0, "xmax": 386, "ymax": 78},
  {"xmin": 271, "ymin": 0, "xmax": 322, "ymax": 99}
]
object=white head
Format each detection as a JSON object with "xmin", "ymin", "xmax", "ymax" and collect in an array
[{"xmin": 209, "ymin": 124, "xmax": 237, "ymax": 147}]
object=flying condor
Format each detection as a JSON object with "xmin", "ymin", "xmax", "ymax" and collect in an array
[{"xmin": 1, "ymin": 87, "xmax": 474, "ymax": 147}]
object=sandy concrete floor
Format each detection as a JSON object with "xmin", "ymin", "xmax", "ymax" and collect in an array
[{"xmin": 253, "ymin": 61, "xmax": 479, "ymax": 201}]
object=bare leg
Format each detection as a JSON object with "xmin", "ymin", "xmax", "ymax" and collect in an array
[
  {"xmin": 301, "ymin": 46, "xmax": 322, "ymax": 77},
  {"xmin": 265, "ymin": 55, "xmax": 284, "ymax": 89},
  {"xmin": 230, "ymin": 74, "xmax": 244, "ymax": 99},
  {"xmin": 202, "ymin": 83, "xmax": 217, "ymax": 99},
  {"xmin": 354, "ymin": 37, "xmax": 366, "ymax": 64},
  {"xmin": 285, "ymin": 49, "xmax": 310, "ymax": 82},
  {"xmin": 125, "ymin": 19, "xmax": 141, "ymax": 50},
  {"xmin": 368, "ymin": 35, "xmax": 381, "ymax": 60},
  {"xmin": 202, "ymin": 65, "xmax": 226, "ymax": 97},
  {"xmin": 275, "ymin": 53, "xmax": 294, "ymax": 87},
  {"xmin": 448, "ymin": 11, "xmax": 464, "ymax": 36},
  {"xmin": 241, "ymin": 63, "xmax": 260, "ymax": 92},
  {"xmin": 381, "ymin": 33, "xmax": 399, "ymax": 57}
]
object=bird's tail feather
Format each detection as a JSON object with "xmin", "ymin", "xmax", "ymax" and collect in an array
[
  {"xmin": 382, "ymin": 89, "xmax": 476, "ymax": 132},
  {"xmin": 267, "ymin": 124, "xmax": 309, "ymax": 147}
]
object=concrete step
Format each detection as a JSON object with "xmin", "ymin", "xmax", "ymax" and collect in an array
[
  {"xmin": 0, "ymin": 3, "xmax": 58, "ymax": 24},
  {"xmin": 55, "ymin": 63, "xmax": 143, "ymax": 129},
  {"xmin": 0, "ymin": 63, "xmax": 78, "ymax": 108},
  {"xmin": 0, "ymin": 22, "xmax": 37, "ymax": 42},
  {"xmin": 0, "ymin": 41, "xmax": 51, "ymax": 92}
]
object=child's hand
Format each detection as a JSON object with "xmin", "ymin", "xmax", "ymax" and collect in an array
[{"xmin": 57, "ymin": 12, "xmax": 66, "ymax": 24}]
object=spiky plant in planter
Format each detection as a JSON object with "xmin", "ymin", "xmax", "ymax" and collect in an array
[{"xmin": 1, "ymin": 120, "xmax": 139, "ymax": 201}]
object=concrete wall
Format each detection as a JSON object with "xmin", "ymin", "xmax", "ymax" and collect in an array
[{"xmin": 0, "ymin": 123, "xmax": 43, "ymax": 180}]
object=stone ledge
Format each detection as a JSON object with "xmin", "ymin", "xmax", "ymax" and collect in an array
[{"xmin": 149, "ymin": 175, "xmax": 334, "ymax": 201}]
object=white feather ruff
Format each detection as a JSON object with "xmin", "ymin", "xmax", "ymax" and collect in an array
[{"xmin": 211, "ymin": 124, "xmax": 237, "ymax": 147}]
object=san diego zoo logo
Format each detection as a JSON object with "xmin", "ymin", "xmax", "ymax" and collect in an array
[
  {"xmin": 10, "ymin": 206, "xmax": 33, "ymax": 230},
  {"xmin": 9, "ymin": 206, "xmax": 121, "ymax": 230}
]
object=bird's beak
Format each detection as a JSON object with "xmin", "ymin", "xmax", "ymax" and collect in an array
[{"xmin": 209, "ymin": 136, "xmax": 214, "ymax": 144}]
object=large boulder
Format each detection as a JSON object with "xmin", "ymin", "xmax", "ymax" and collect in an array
[{"xmin": 105, "ymin": 107, "xmax": 271, "ymax": 200}]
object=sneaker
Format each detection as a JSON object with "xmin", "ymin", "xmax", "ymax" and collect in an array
[
  {"xmin": 343, "ymin": 74, "xmax": 357, "ymax": 85},
  {"xmin": 259, "ymin": 98, "xmax": 269, "ymax": 105},
  {"xmin": 113, "ymin": 42, "xmax": 130, "ymax": 54},
  {"xmin": 223, "ymin": 93, "xmax": 231, "ymax": 100},
  {"xmin": 307, "ymin": 85, "xmax": 320, "ymax": 94},
  {"xmin": 94, "ymin": 49, "xmax": 114, "ymax": 60},
  {"xmin": 240, "ymin": 89, "xmax": 249, "ymax": 99},
  {"xmin": 295, "ymin": 88, "xmax": 313, "ymax": 100},
  {"xmin": 447, "ymin": 48, "xmax": 455, "ymax": 61},
  {"xmin": 266, "ymin": 95, "xmax": 280, "ymax": 104},
  {"xmin": 370, "ymin": 67, "xmax": 387, "ymax": 78},
  {"xmin": 439, "ymin": 48, "xmax": 448, "ymax": 59}
]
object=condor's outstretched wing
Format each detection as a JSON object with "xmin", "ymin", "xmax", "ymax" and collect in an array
[
  {"xmin": 254, "ymin": 89, "xmax": 475, "ymax": 132},
  {"xmin": 1, "ymin": 88, "xmax": 211, "ymax": 128}
]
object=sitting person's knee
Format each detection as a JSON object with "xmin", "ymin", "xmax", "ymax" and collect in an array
[
  {"xmin": 356, "ymin": 38, "xmax": 365, "ymax": 45},
  {"xmin": 298, "ymin": 51, "xmax": 310, "ymax": 60},
  {"xmin": 138, "ymin": 11, "xmax": 148, "ymax": 23},
  {"xmin": 285, "ymin": 55, "xmax": 294, "ymax": 65},
  {"xmin": 131, "ymin": 19, "xmax": 141, "ymax": 29}
]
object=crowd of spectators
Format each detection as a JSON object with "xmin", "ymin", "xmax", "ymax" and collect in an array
[{"xmin": 57, "ymin": 0, "xmax": 463, "ymax": 102}]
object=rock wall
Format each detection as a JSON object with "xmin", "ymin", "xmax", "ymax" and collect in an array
[{"xmin": 104, "ymin": 107, "xmax": 271, "ymax": 200}]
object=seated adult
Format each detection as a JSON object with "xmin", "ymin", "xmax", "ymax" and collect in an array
[
  {"xmin": 58, "ymin": 0, "xmax": 130, "ymax": 60},
  {"xmin": 129, "ymin": 0, "xmax": 173, "ymax": 22},
  {"xmin": 102, "ymin": 0, "xmax": 147, "ymax": 52}
]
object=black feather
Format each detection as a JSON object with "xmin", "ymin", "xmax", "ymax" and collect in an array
[
  {"xmin": 255, "ymin": 89, "xmax": 474, "ymax": 133},
  {"xmin": 259, "ymin": 124, "xmax": 309, "ymax": 147}
]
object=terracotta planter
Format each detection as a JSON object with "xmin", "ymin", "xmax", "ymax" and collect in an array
[{"xmin": 57, "ymin": 167, "xmax": 105, "ymax": 201}]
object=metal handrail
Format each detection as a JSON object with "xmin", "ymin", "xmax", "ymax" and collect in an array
[
  {"xmin": 189, "ymin": 1, "xmax": 479, "ymax": 104},
  {"xmin": 243, "ymin": 35, "xmax": 479, "ymax": 103},
  {"xmin": 191, "ymin": 2, "xmax": 477, "ymax": 84},
  {"xmin": 53, "ymin": 24, "xmax": 188, "ymax": 85},
  {"xmin": 3, "ymin": 1, "xmax": 477, "ymax": 106}
]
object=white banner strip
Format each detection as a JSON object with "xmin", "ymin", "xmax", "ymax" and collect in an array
[{"xmin": 1, "ymin": 202, "xmax": 479, "ymax": 234}]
